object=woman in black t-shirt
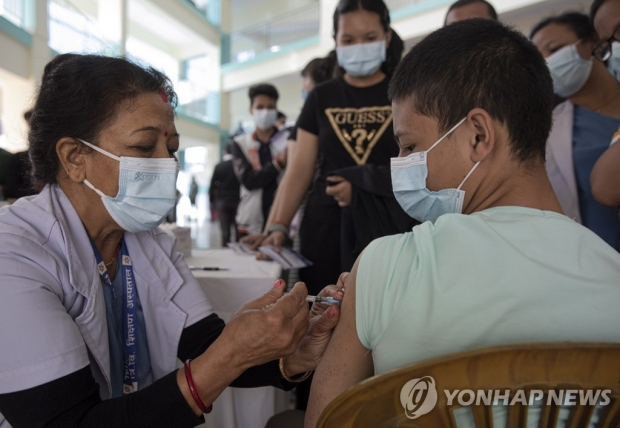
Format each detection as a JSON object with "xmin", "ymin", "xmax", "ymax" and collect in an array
[{"xmin": 261, "ymin": 0, "xmax": 412, "ymax": 296}]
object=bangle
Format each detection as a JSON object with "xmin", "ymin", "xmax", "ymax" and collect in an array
[
  {"xmin": 183, "ymin": 360, "xmax": 213, "ymax": 414},
  {"xmin": 279, "ymin": 358, "xmax": 313, "ymax": 383},
  {"xmin": 267, "ymin": 223, "xmax": 289, "ymax": 236}
]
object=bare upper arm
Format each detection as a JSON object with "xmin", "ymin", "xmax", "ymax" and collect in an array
[{"xmin": 305, "ymin": 256, "xmax": 374, "ymax": 428}]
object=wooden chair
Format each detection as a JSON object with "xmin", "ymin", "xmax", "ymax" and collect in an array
[{"xmin": 317, "ymin": 343, "xmax": 620, "ymax": 428}]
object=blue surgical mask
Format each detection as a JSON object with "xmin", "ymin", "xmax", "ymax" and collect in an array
[
  {"xmin": 79, "ymin": 139, "xmax": 179, "ymax": 232},
  {"xmin": 546, "ymin": 41, "xmax": 593, "ymax": 97},
  {"xmin": 301, "ymin": 90, "xmax": 308, "ymax": 101},
  {"xmin": 607, "ymin": 41, "xmax": 620, "ymax": 81},
  {"xmin": 336, "ymin": 40, "xmax": 386, "ymax": 77},
  {"xmin": 391, "ymin": 118, "xmax": 481, "ymax": 223}
]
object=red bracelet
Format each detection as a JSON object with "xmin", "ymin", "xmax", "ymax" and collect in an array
[{"xmin": 183, "ymin": 360, "xmax": 212, "ymax": 414}]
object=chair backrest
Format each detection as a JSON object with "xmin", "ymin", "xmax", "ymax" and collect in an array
[{"xmin": 317, "ymin": 343, "xmax": 620, "ymax": 428}]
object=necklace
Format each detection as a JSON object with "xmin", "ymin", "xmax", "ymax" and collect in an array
[
  {"xmin": 595, "ymin": 90, "xmax": 620, "ymax": 113},
  {"xmin": 105, "ymin": 242, "xmax": 122, "ymax": 268}
]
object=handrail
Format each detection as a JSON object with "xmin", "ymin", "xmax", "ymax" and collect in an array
[
  {"xmin": 222, "ymin": 2, "xmax": 320, "ymax": 65},
  {"xmin": 0, "ymin": 0, "xmax": 28, "ymax": 29},
  {"xmin": 48, "ymin": 0, "xmax": 119, "ymax": 55}
]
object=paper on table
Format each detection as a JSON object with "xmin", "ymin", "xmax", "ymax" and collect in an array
[
  {"xmin": 258, "ymin": 246, "xmax": 313, "ymax": 270},
  {"xmin": 227, "ymin": 242, "xmax": 257, "ymax": 255}
]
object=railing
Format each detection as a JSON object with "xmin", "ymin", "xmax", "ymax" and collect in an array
[
  {"xmin": 48, "ymin": 0, "xmax": 119, "ymax": 56},
  {"xmin": 0, "ymin": 0, "xmax": 32, "ymax": 30},
  {"xmin": 222, "ymin": 2, "xmax": 319, "ymax": 65},
  {"xmin": 176, "ymin": 80, "xmax": 220, "ymax": 126},
  {"xmin": 385, "ymin": 0, "xmax": 449, "ymax": 17},
  {"xmin": 183, "ymin": 0, "xmax": 220, "ymax": 27}
]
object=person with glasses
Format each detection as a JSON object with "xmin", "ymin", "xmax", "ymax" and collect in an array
[
  {"xmin": 530, "ymin": 12, "xmax": 620, "ymax": 251},
  {"xmin": 590, "ymin": 0, "xmax": 620, "ymax": 209}
]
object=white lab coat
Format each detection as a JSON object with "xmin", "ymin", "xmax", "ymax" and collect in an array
[
  {"xmin": 0, "ymin": 185, "xmax": 213, "ymax": 426},
  {"xmin": 546, "ymin": 100, "xmax": 582, "ymax": 223}
]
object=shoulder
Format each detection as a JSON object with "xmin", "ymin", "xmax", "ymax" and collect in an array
[
  {"xmin": 552, "ymin": 100, "xmax": 573, "ymax": 121},
  {"xmin": 309, "ymin": 78, "xmax": 343, "ymax": 100},
  {"xmin": 0, "ymin": 186, "xmax": 60, "ymax": 248}
]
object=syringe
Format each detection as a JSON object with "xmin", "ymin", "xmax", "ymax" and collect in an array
[{"xmin": 305, "ymin": 295, "xmax": 342, "ymax": 305}]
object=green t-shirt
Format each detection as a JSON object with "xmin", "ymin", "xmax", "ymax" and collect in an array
[{"xmin": 356, "ymin": 206, "xmax": 620, "ymax": 375}]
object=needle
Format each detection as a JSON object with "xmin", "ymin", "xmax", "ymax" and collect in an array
[{"xmin": 305, "ymin": 295, "xmax": 342, "ymax": 305}]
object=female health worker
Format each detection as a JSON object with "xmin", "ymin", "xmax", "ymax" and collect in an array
[{"xmin": 0, "ymin": 54, "xmax": 342, "ymax": 428}]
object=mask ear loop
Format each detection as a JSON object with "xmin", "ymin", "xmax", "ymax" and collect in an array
[
  {"xmin": 78, "ymin": 139, "xmax": 121, "ymax": 162},
  {"xmin": 457, "ymin": 161, "xmax": 481, "ymax": 190},
  {"xmin": 77, "ymin": 139, "xmax": 119, "ymax": 198},
  {"xmin": 83, "ymin": 179, "xmax": 108, "ymax": 198},
  {"xmin": 427, "ymin": 117, "xmax": 467, "ymax": 154}
]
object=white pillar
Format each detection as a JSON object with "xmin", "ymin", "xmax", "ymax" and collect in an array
[{"xmin": 31, "ymin": 0, "xmax": 50, "ymax": 85}]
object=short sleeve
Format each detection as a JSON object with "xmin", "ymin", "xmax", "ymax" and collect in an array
[
  {"xmin": 0, "ymin": 238, "xmax": 90, "ymax": 394},
  {"xmin": 355, "ymin": 233, "xmax": 416, "ymax": 350},
  {"xmin": 295, "ymin": 89, "xmax": 319, "ymax": 136}
]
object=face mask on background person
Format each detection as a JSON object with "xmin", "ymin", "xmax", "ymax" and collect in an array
[
  {"xmin": 79, "ymin": 139, "xmax": 179, "ymax": 233},
  {"xmin": 301, "ymin": 90, "xmax": 308, "ymax": 101},
  {"xmin": 336, "ymin": 40, "xmax": 386, "ymax": 77},
  {"xmin": 253, "ymin": 109, "xmax": 278, "ymax": 131},
  {"xmin": 607, "ymin": 41, "xmax": 620, "ymax": 81},
  {"xmin": 546, "ymin": 40, "xmax": 593, "ymax": 97},
  {"xmin": 391, "ymin": 117, "xmax": 481, "ymax": 223}
]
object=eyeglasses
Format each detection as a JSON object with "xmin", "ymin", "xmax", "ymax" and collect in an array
[{"xmin": 593, "ymin": 24, "xmax": 620, "ymax": 61}]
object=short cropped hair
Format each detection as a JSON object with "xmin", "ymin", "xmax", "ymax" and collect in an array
[
  {"xmin": 446, "ymin": 0, "xmax": 498, "ymax": 21},
  {"xmin": 388, "ymin": 19, "xmax": 553, "ymax": 164},
  {"xmin": 248, "ymin": 84, "xmax": 279, "ymax": 105}
]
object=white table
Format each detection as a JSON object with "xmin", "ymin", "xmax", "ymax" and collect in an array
[{"xmin": 186, "ymin": 249, "xmax": 289, "ymax": 428}]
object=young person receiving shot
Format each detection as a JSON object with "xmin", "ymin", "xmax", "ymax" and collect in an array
[{"xmin": 305, "ymin": 19, "xmax": 620, "ymax": 428}]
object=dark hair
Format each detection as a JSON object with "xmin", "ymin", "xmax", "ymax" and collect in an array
[
  {"xmin": 389, "ymin": 19, "xmax": 554, "ymax": 165},
  {"xmin": 445, "ymin": 0, "xmax": 498, "ymax": 22},
  {"xmin": 301, "ymin": 57, "xmax": 336, "ymax": 85},
  {"xmin": 248, "ymin": 83, "xmax": 279, "ymax": 106},
  {"xmin": 530, "ymin": 12, "xmax": 596, "ymax": 40},
  {"xmin": 332, "ymin": 0, "xmax": 403, "ymax": 76},
  {"xmin": 29, "ymin": 54, "xmax": 177, "ymax": 189},
  {"xmin": 23, "ymin": 109, "xmax": 33, "ymax": 123},
  {"xmin": 276, "ymin": 111, "xmax": 286, "ymax": 120},
  {"xmin": 591, "ymin": 0, "xmax": 609, "ymax": 22}
]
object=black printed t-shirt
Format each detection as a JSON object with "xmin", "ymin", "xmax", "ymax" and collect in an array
[{"xmin": 296, "ymin": 76, "xmax": 398, "ymax": 222}]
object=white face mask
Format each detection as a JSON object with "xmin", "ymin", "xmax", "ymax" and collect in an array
[
  {"xmin": 253, "ymin": 109, "xmax": 278, "ymax": 131},
  {"xmin": 79, "ymin": 139, "xmax": 179, "ymax": 232},
  {"xmin": 391, "ymin": 118, "xmax": 481, "ymax": 223},
  {"xmin": 336, "ymin": 40, "xmax": 386, "ymax": 77},
  {"xmin": 546, "ymin": 41, "xmax": 593, "ymax": 97}
]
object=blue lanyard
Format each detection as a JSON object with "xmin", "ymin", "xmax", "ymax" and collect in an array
[{"xmin": 91, "ymin": 238, "xmax": 139, "ymax": 395}]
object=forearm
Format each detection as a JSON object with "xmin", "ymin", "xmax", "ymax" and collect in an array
[
  {"xmin": 0, "ymin": 367, "xmax": 202, "ymax": 428},
  {"xmin": 267, "ymin": 162, "xmax": 314, "ymax": 227},
  {"xmin": 177, "ymin": 338, "xmax": 247, "ymax": 416},
  {"xmin": 591, "ymin": 143, "xmax": 620, "ymax": 207}
]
